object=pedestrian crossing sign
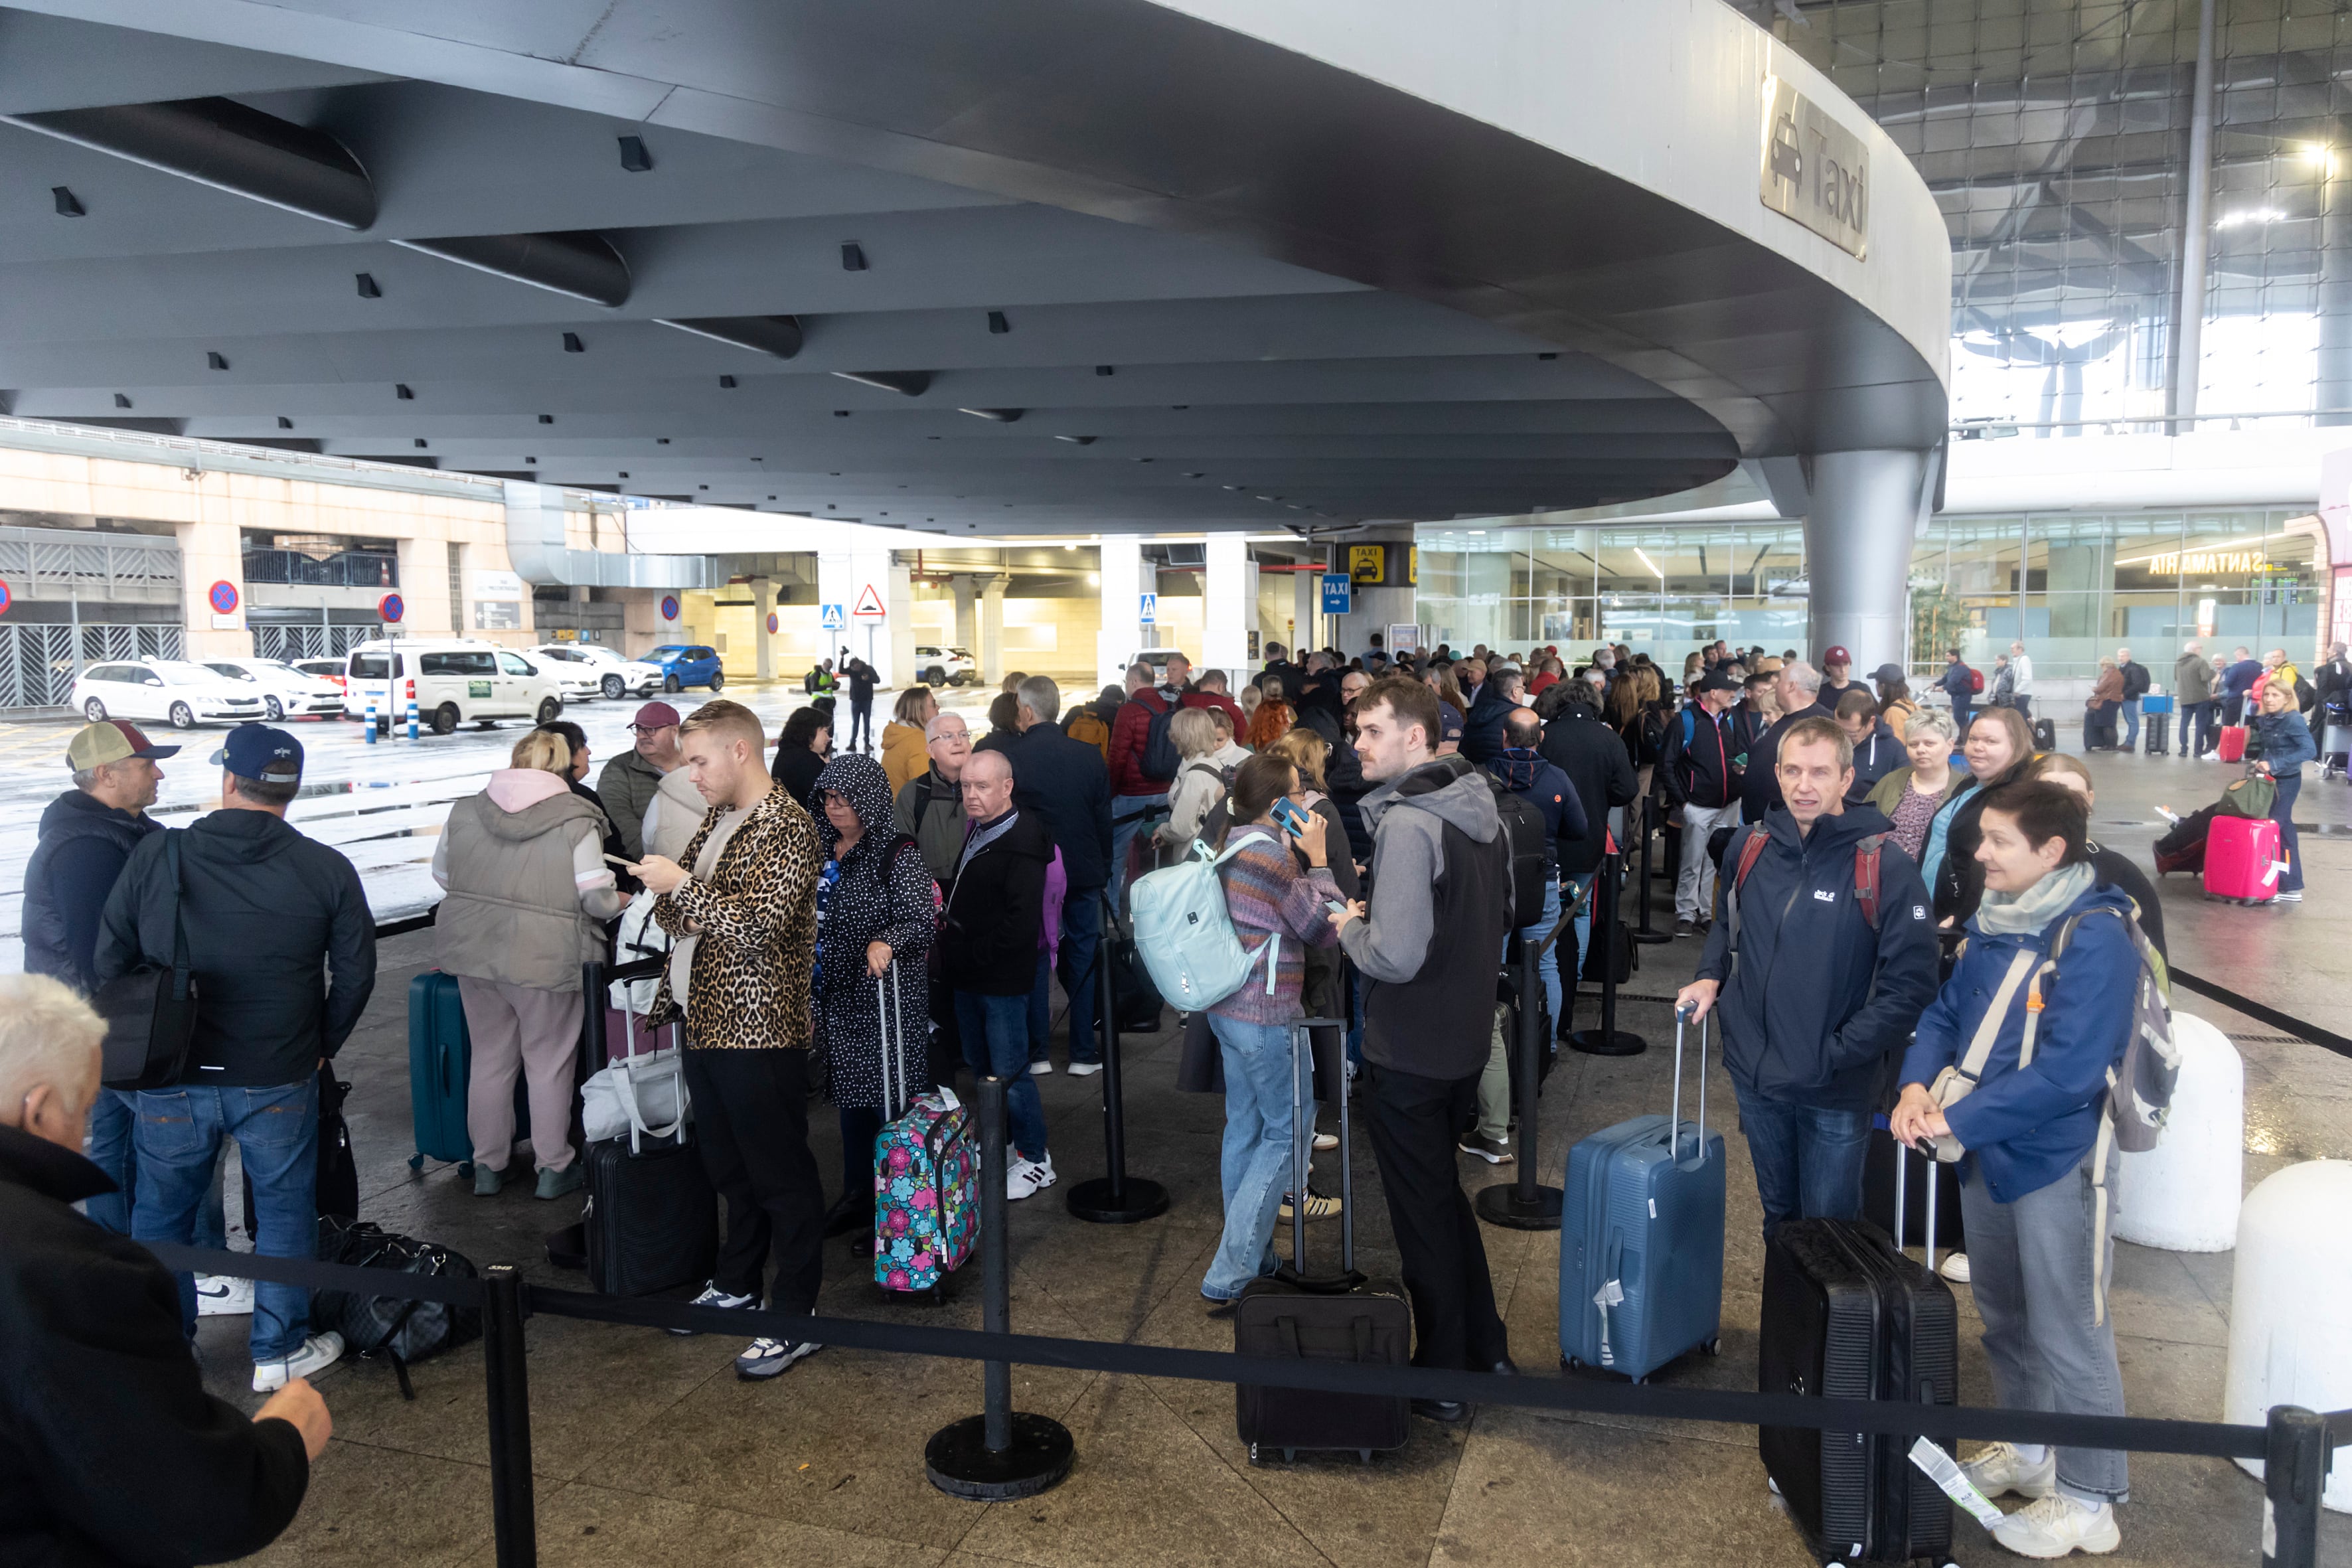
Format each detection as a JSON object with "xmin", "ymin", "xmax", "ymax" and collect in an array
[{"xmin": 820, "ymin": 603, "xmax": 846, "ymax": 632}]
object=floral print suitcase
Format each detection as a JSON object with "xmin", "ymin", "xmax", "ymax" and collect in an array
[{"xmin": 871, "ymin": 963, "xmax": 976, "ymax": 1293}]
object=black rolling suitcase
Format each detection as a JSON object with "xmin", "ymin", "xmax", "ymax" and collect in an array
[
  {"xmin": 1860, "ymin": 1122, "xmax": 1963, "ymax": 1253},
  {"xmin": 566, "ymin": 960, "xmax": 719, "ymax": 1296},
  {"xmin": 1234, "ymin": 1016, "xmax": 1410, "ymax": 1464},
  {"xmin": 1761, "ymin": 1142, "xmax": 1958, "ymax": 1565}
]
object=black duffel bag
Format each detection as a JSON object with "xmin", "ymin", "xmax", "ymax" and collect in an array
[
  {"xmin": 313, "ymin": 1217, "xmax": 482, "ymax": 1399},
  {"xmin": 93, "ymin": 832, "xmax": 199, "ymax": 1090}
]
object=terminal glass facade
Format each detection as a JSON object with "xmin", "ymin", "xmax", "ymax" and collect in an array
[
  {"xmin": 1769, "ymin": 0, "xmax": 2352, "ymax": 431},
  {"xmin": 1417, "ymin": 509, "xmax": 2317, "ymax": 680}
]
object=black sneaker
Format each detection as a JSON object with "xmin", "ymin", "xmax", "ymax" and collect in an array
[
  {"xmin": 1673, "ymin": 917, "xmax": 1694, "ymax": 937},
  {"xmin": 1411, "ymin": 1398, "xmax": 1469, "ymax": 1424},
  {"xmin": 736, "ymin": 1334, "xmax": 822, "ymax": 1381}
]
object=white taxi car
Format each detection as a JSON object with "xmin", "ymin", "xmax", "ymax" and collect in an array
[
  {"xmin": 528, "ymin": 642, "xmax": 665, "ymax": 701},
  {"xmin": 202, "ymin": 658, "xmax": 347, "ymax": 721},
  {"xmin": 71, "ymin": 659, "xmax": 270, "ymax": 729}
]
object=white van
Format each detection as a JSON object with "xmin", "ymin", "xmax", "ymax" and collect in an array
[{"xmin": 341, "ymin": 640, "xmax": 562, "ymax": 734}]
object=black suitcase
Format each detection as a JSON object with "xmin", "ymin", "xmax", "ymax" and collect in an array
[
  {"xmin": 573, "ymin": 959, "xmax": 719, "ymax": 1296},
  {"xmin": 1234, "ymin": 1016, "xmax": 1411, "ymax": 1464},
  {"xmin": 1860, "ymin": 1124, "xmax": 1964, "ymax": 1253},
  {"xmin": 2033, "ymin": 716, "xmax": 2058, "ymax": 751},
  {"xmin": 1760, "ymin": 1143, "xmax": 1958, "ymax": 1565}
]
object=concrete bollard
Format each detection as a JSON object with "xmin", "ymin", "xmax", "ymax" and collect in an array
[
  {"xmin": 2224, "ymin": 1160, "xmax": 2352, "ymax": 1512},
  {"xmin": 2116, "ymin": 1014, "xmax": 2242, "ymax": 1251},
  {"xmin": 407, "ymin": 697, "xmax": 419, "ymax": 741}
]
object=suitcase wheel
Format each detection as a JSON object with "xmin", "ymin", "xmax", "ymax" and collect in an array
[
  {"xmin": 457, "ymin": 1160, "xmax": 475, "ymax": 1179},
  {"xmin": 1358, "ymin": 1450, "xmax": 1373, "ymax": 1464},
  {"xmin": 1701, "ymin": 1336, "xmax": 1721, "ymax": 1357},
  {"xmin": 1562, "ymin": 1354, "xmax": 1581, "ymax": 1370},
  {"xmin": 1282, "ymin": 1449, "xmax": 1296, "ymax": 1463},
  {"xmin": 408, "ymin": 1153, "xmax": 423, "ymax": 1172}
]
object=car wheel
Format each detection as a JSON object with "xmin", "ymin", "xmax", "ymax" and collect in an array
[
  {"xmin": 708, "ymin": 671, "xmax": 724, "ymax": 692},
  {"xmin": 602, "ymin": 674, "xmax": 625, "ymax": 700},
  {"xmin": 82, "ymin": 698, "xmax": 107, "ymax": 722},
  {"xmin": 663, "ymin": 674, "xmax": 680, "ymax": 693},
  {"xmin": 925, "ymin": 666, "xmax": 946, "ymax": 687},
  {"xmin": 431, "ymin": 703, "xmax": 459, "ymax": 736},
  {"xmin": 169, "ymin": 702, "xmax": 195, "ymax": 730},
  {"xmin": 536, "ymin": 697, "xmax": 562, "ymax": 724},
  {"xmin": 264, "ymin": 696, "xmax": 283, "ymax": 721}
]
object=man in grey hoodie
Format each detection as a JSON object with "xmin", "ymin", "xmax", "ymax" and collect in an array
[{"xmin": 1331, "ymin": 676, "xmax": 1516, "ymax": 1418}]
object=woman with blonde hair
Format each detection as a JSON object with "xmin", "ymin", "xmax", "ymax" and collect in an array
[
  {"xmin": 433, "ymin": 727, "xmax": 626, "ymax": 1198},
  {"xmin": 1157, "ymin": 706, "xmax": 1227, "ymax": 853},
  {"xmin": 1865, "ymin": 706, "xmax": 1966, "ymax": 874}
]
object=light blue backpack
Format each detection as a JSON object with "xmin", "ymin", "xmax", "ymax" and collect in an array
[{"xmin": 1128, "ymin": 838, "xmax": 1280, "ymax": 1010}]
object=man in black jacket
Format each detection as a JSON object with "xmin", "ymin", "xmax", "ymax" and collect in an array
[
  {"xmin": 23, "ymin": 720, "xmax": 173, "ymax": 1233},
  {"xmin": 1332, "ymin": 678, "xmax": 1514, "ymax": 1416},
  {"xmin": 939, "ymin": 748, "xmax": 1058, "ymax": 1200},
  {"xmin": 96, "ymin": 725, "xmax": 376, "ymax": 1392},
  {"xmin": 1539, "ymin": 680, "xmax": 1638, "ymax": 963},
  {"xmin": 1678, "ymin": 718, "xmax": 1938, "ymax": 1234},
  {"xmin": 2116, "ymin": 646, "xmax": 2153, "ymax": 752},
  {"xmin": 0, "ymin": 974, "xmax": 329, "ymax": 1567},
  {"xmin": 1660, "ymin": 674, "xmax": 1739, "ymax": 937},
  {"xmin": 1008, "ymin": 676, "xmax": 1112, "ymax": 1075}
]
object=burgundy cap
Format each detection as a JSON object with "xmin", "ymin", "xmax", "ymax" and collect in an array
[{"xmin": 630, "ymin": 701, "xmax": 682, "ymax": 730}]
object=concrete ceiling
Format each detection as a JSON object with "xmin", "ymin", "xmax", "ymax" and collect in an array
[{"xmin": 0, "ymin": 1, "xmax": 1948, "ymax": 536}]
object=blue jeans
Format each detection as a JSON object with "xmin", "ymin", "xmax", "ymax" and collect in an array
[
  {"xmin": 1056, "ymin": 888, "xmax": 1103, "ymax": 1064},
  {"xmin": 1498, "ymin": 878, "xmax": 1565, "ymax": 1026},
  {"xmin": 2182, "ymin": 700, "xmax": 2217, "ymax": 756},
  {"xmin": 2273, "ymin": 771, "xmax": 2304, "ymax": 893},
  {"xmin": 1109, "ymin": 791, "xmax": 1168, "ymax": 903},
  {"xmin": 2120, "ymin": 699, "xmax": 2140, "ymax": 749},
  {"xmin": 132, "ymin": 1079, "xmax": 319, "ymax": 1362},
  {"xmin": 84, "ymin": 1089, "xmax": 231, "ymax": 1246},
  {"xmin": 1731, "ymin": 1081, "xmax": 1871, "ymax": 1235},
  {"xmin": 955, "ymin": 989, "xmax": 1050, "ymax": 1164},
  {"xmin": 1203, "ymin": 1014, "xmax": 1312, "ymax": 1300},
  {"xmin": 1565, "ymin": 870, "xmax": 1597, "ymax": 983}
]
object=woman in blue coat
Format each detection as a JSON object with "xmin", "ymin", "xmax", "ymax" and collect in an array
[
  {"xmin": 2249, "ymin": 679, "xmax": 2317, "ymax": 901},
  {"xmin": 1891, "ymin": 780, "xmax": 2141, "ymax": 1561}
]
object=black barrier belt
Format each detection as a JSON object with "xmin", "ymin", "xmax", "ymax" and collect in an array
[
  {"xmin": 158, "ymin": 1243, "xmax": 2268, "ymax": 1458},
  {"xmin": 2167, "ymin": 968, "xmax": 2352, "ymax": 1062}
]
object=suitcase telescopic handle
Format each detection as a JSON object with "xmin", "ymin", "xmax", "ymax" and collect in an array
[{"xmin": 1670, "ymin": 1005, "xmax": 1709, "ymax": 1163}]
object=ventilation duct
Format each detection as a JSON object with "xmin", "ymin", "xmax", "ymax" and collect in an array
[
  {"xmin": 2, "ymin": 97, "xmax": 375, "ymax": 229},
  {"xmin": 831, "ymin": 369, "xmax": 929, "ymax": 396},
  {"xmin": 655, "ymin": 315, "xmax": 804, "ymax": 358},
  {"xmin": 394, "ymin": 231, "xmax": 630, "ymax": 308}
]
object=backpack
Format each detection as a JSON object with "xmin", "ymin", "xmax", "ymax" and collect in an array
[
  {"xmin": 1064, "ymin": 704, "xmax": 1111, "ymax": 759},
  {"xmin": 1127, "ymin": 836, "xmax": 1282, "ymax": 1010},
  {"xmin": 1969, "ymin": 666, "xmax": 1986, "ymax": 694},
  {"xmin": 1484, "ymin": 773, "xmax": 1547, "ymax": 928},
  {"xmin": 1139, "ymin": 693, "xmax": 1181, "ymax": 781},
  {"xmin": 311, "ymin": 1217, "xmax": 483, "ymax": 1400},
  {"xmin": 1724, "ymin": 825, "xmax": 1885, "ymax": 970},
  {"xmin": 803, "ymin": 666, "xmax": 820, "ymax": 694}
]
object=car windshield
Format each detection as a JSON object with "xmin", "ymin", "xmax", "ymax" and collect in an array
[
  {"xmin": 649, "ymin": 646, "xmax": 687, "ymax": 659},
  {"xmin": 572, "ymin": 646, "xmax": 621, "ymax": 663},
  {"xmin": 149, "ymin": 661, "xmax": 223, "ymax": 686},
  {"xmin": 203, "ymin": 663, "xmax": 256, "ymax": 681},
  {"xmin": 252, "ymin": 661, "xmax": 298, "ymax": 674}
]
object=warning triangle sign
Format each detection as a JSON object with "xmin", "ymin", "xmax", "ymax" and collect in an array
[{"xmin": 852, "ymin": 583, "xmax": 886, "ymax": 617}]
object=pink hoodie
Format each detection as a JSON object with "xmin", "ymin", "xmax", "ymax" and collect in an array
[{"xmin": 485, "ymin": 767, "xmax": 572, "ymax": 813}]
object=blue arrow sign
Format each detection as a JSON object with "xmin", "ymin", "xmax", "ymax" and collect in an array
[
  {"xmin": 819, "ymin": 602, "xmax": 846, "ymax": 632},
  {"xmin": 1320, "ymin": 573, "xmax": 1352, "ymax": 615}
]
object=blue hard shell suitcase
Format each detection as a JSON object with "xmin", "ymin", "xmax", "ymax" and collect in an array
[
  {"xmin": 407, "ymin": 970, "xmax": 473, "ymax": 1172},
  {"xmin": 1559, "ymin": 1008, "xmax": 1726, "ymax": 1381}
]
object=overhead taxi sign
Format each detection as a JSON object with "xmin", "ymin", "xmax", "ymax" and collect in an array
[{"xmin": 1760, "ymin": 74, "xmax": 1868, "ymax": 259}]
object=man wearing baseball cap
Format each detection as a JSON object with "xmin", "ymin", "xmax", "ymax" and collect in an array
[
  {"xmin": 23, "ymin": 721, "xmax": 178, "ymax": 1233},
  {"xmin": 597, "ymin": 700, "xmax": 685, "ymax": 862},
  {"xmin": 95, "ymin": 724, "xmax": 376, "ymax": 1393},
  {"xmin": 1818, "ymin": 645, "xmax": 1861, "ymax": 706}
]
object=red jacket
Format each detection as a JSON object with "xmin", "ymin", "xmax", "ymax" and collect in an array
[
  {"xmin": 1109, "ymin": 687, "xmax": 1174, "ymax": 797},
  {"xmin": 1180, "ymin": 688, "xmax": 1247, "ymax": 735}
]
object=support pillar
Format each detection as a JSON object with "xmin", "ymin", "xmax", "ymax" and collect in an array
[
  {"xmin": 2169, "ymin": 0, "xmax": 2218, "ymax": 430},
  {"xmin": 1802, "ymin": 449, "xmax": 1934, "ymax": 676},
  {"xmin": 1293, "ymin": 565, "xmax": 1318, "ymax": 661},
  {"xmin": 1202, "ymin": 536, "xmax": 1249, "ymax": 682},
  {"xmin": 749, "ymin": 576, "xmax": 773, "ymax": 682},
  {"xmin": 979, "ymin": 574, "xmax": 1007, "ymax": 686},
  {"xmin": 173, "ymin": 509, "xmax": 252, "ymax": 659},
  {"xmin": 1095, "ymin": 534, "xmax": 1140, "ymax": 690},
  {"xmin": 952, "ymin": 575, "xmax": 979, "ymax": 657}
]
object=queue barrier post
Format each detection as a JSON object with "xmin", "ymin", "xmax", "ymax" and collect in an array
[
  {"xmin": 481, "ymin": 1264, "xmax": 538, "ymax": 1568},
  {"xmin": 363, "ymin": 694, "xmax": 378, "ymax": 744},
  {"xmin": 1629, "ymin": 797, "xmax": 1672, "ymax": 946},
  {"xmin": 927, "ymin": 1074, "xmax": 1075, "ymax": 1500},
  {"xmin": 1066, "ymin": 893, "xmax": 1168, "ymax": 1223},
  {"xmin": 406, "ymin": 697, "xmax": 420, "ymax": 742},
  {"xmin": 1569, "ymin": 838, "xmax": 1644, "ymax": 1056},
  {"xmin": 2262, "ymin": 1405, "xmax": 2328, "ymax": 1567},
  {"xmin": 1478, "ymin": 935, "xmax": 1563, "ymax": 1229}
]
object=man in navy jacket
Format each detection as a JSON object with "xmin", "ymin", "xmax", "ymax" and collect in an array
[
  {"xmin": 1008, "ymin": 675, "xmax": 1112, "ymax": 1073},
  {"xmin": 1679, "ymin": 716, "xmax": 1939, "ymax": 1233}
]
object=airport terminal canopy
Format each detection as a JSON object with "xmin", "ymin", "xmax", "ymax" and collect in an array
[{"xmin": 0, "ymin": 0, "xmax": 1950, "ymax": 536}]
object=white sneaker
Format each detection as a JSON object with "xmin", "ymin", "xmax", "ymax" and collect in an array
[
  {"xmin": 1028, "ymin": 1058, "xmax": 1055, "ymax": 1076},
  {"xmin": 1990, "ymin": 1493, "xmax": 2120, "ymax": 1559},
  {"xmin": 1963, "ymin": 1441, "xmax": 2057, "ymax": 1500},
  {"xmin": 1007, "ymin": 1153, "xmax": 1058, "ymax": 1201},
  {"xmin": 1065, "ymin": 1060, "xmax": 1104, "ymax": 1078},
  {"xmin": 1939, "ymin": 1251, "xmax": 1972, "ymax": 1284},
  {"xmin": 670, "ymin": 1282, "xmax": 757, "ymax": 1337},
  {"xmin": 195, "ymin": 1273, "xmax": 254, "ymax": 1317},
  {"xmin": 252, "ymin": 1331, "xmax": 345, "ymax": 1392}
]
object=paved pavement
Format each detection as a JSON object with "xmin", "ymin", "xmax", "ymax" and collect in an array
[{"xmin": 0, "ymin": 678, "xmax": 1012, "ymax": 971}]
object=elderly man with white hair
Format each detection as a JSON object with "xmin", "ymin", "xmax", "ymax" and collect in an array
[
  {"xmin": 0, "ymin": 975, "xmax": 331, "ymax": 1564},
  {"xmin": 1739, "ymin": 659, "xmax": 1833, "ymax": 822}
]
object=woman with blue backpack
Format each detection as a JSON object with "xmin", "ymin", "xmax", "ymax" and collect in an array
[
  {"xmin": 1196, "ymin": 751, "xmax": 1346, "ymax": 1305},
  {"xmin": 1890, "ymin": 779, "xmax": 2148, "ymax": 1561}
]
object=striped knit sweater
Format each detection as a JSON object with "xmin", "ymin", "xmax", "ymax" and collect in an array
[{"xmin": 1208, "ymin": 823, "xmax": 1341, "ymax": 1025}]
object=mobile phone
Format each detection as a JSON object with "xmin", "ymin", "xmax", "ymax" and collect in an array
[
  {"xmin": 1272, "ymin": 797, "xmax": 1310, "ymax": 834},
  {"xmin": 1325, "ymin": 900, "xmax": 1351, "ymax": 915},
  {"xmin": 603, "ymin": 853, "xmax": 637, "ymax": 868}
]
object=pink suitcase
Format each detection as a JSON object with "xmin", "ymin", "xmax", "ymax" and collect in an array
[{"xmin": 2203, "ymin": 814, "xmax": 2283, "ymax": 903}]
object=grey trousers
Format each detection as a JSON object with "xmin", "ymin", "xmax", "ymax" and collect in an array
[
  {"xmin": 459, "ymin": 977, "xmax": 584, "ymax": 1176},
  {"xmin": 1960, "ymin": 1143, "xmax": 2128, "ymax": 1503}
]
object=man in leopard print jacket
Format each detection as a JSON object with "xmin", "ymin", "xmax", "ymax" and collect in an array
[{"xmin": 635, "ymin": 700, "xmax": 826, "ymax": 1381}]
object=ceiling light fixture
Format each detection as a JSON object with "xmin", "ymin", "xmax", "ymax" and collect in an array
[
  {"xmin": 562, "ymin": 332, "xmax": 584, "ymax": 353},
  {"xmin": 206, "ymin": 351, "xmax": 228, "ymax": 370},
  {"xmin": 617, "ymin": 135, "xmax": 653, "ymax": 173},
  {"xmin": 51, "ymin": 185, "xmax": 83, "ymax": 216},
  {"xmin": 395, "ymin": 384, "xmax": 413, "ymax": 400},
  {"xmin": 988, "ymin": 311, "xmax": 1009, "ymax": 334},
  {"xmin": 1055, "ymin": 435, "xmax": 1095, "ymax": 445},
  {"xmin": 960, "ymin": 408, "xmax": 1024, "ymax": 422},
  {"xmin": 718, "ymin": 375, "xmax": 736, "ymax": 388},
  {"xmin": 112, "ymin": 393, "xmax": 130, "ymax": 408},
  {"xmin": 538, "ymin": 414, "xmax": 553, "ymax": 424},
  {"xmin": 277, "ymin": 417, "xmax": 292, "ymax": 430},
  {"xmin": 832, "ymin": 369, "xmax": 930, "ymax": 396},
  {"xmin": 840, "ymin": 242, "xmax": 867, "ymax": 271},
  {"xmin": 354, "ymin": 272, "xmax": 379, "ymax": 297}
]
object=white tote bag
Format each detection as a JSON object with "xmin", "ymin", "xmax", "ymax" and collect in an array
[{"xmin": 580, "ymin": 1018, "xmax": 690, "ymax": 1151}]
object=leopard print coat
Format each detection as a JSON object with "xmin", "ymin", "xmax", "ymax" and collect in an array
[{"xmin": 651, "ymin": 780, "xmax": 821, "ymax": 1049}]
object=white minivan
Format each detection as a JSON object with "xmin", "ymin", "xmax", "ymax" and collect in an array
[{"xmin": 341, "ymin": 640, "xmax": 562, "ymax": 734}]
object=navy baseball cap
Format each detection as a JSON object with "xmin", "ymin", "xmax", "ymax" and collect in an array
[
  {"xmin": 210, "ymin": 724, "xmax": 304, "ymax": 784},
  {"xmin": 1439, "ymin": 701, "xmax": 1466, "ymax": 743}
]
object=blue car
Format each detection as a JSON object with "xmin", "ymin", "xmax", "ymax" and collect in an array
[{"xmin": 645, "ymin": 643, "xmax": 726, "ymax": 693}]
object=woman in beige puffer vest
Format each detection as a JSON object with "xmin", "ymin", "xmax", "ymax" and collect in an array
[{"xmin": 432, "ymin": 729, "xmax": 625, "ymax": 1199}]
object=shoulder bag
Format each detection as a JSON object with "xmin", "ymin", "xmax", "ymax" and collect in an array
[{"xmin": 94, "ymin": 832, "xmax": 200, "ymax": 1090}]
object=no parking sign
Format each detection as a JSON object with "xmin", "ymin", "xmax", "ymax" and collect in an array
[
  {"xmin": 0, "ymin": 578, "xmax": 13, "ymax": 615},
  {"xmin": 378, "ymin": 591, "xmax": 404, "ymax": 623},
  {"xmin": 767, "ymin": 612, "xmax": 779, "ymax": 634},
  {"xmin": 661, "ymin": 595, "xmax": 680, "ymax": 622},
  {"xmin": 208, "ymin": 580, "xmax": 239, "ymax": 615}
]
